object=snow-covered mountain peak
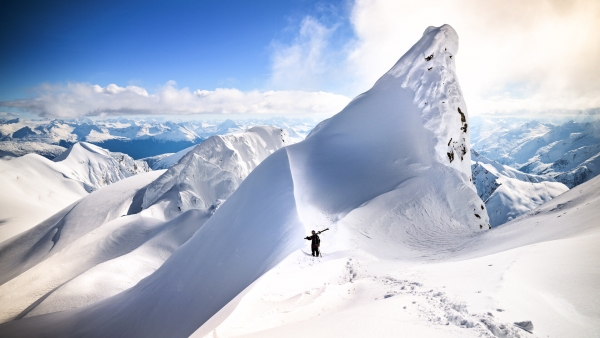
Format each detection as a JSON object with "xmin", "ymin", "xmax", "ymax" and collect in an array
[
  {"xmin": 372, "ymin": 24, "xmax": 472, "ymax": 181},
  {"xmin": 141, "ymin": 126, "xmax": 288, "ymax": 216},
  {"xmin": 53, "ymin": 141, "xmax": 110, "ymax": 161},
  {"xmin": 53, "ymin": 142, "xmax": 150, "ymax": 191}
]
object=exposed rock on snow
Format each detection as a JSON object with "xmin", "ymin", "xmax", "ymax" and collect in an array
[{"xmin": 471, "ymin": 150, "xmax": 568, "ymax": 226}]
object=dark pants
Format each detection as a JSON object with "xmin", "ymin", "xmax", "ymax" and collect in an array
[{"xmin": 311, "ymin": 244, "xmax": 320, "ymax": 257}]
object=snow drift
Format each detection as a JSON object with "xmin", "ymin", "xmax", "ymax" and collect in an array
[{"xmin": 0, "ymin": 25, "xmax": 490, "ymax": 337}]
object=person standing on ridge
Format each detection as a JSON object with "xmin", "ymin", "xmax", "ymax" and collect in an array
[{"xmin": 304, "ymin": 229, "xmax": 328, "ymax": 257}]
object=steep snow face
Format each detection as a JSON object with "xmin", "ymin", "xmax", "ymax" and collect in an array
[
  {"xmin": 198, "ymin": 175, "xmax": 600, "ymax": 338},
  {"xmin": 149, "ymin": 145, "xmax": 195, "ymax": 170},
  {"xmin": 288, "ymin": 24, "xmax": 481, "ymax": 229},
  {"xmin": 471, "ymin": 150, "xmax": 568, "ymax": 226},
  {"xmin": 385, "ymin": 25, "xmax": 472, "ymax": 179},
  {"xmin": 54, "ymin": 142, "xmax": 150, "ymax": 192},
  {"xmin": 142, "ymin": 126, "xmax": 289, "ymax": 215}
]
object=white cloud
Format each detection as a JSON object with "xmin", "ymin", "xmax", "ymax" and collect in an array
[
  {"xmin": 345, "ymin": 0, "xmax": 600, "ymax": 116},
  {"xmin": 0, "ymin": 82, "xmax": 351, "ymax": 118},
  {"xmin": 270, "ymin": 16, "xmax": 334, "ymax": 90}
]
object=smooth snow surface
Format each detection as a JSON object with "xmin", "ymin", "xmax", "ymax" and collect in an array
[
  {"xmin": 0, "ymin": 142, "xmax": 151, "ymax": 242},
  {"xmin": 471, "ymin": 150, "xmax": 568, "ymax": 226},
  {"xmin": 0, "ymin": 171, "xmax": 162, "ymax": 321},
  {"xmin": 0, "ymin": 25, "xmax": 495, "ymax": 338},
  {"xmin": 0, "ymin": 154, "xmax": 88, "ymax": 243}
]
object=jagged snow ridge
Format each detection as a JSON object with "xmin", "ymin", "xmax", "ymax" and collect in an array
[
  {"xmin": 54, "ymin": 142, "xmax": 150, "ymax": 192},
  {"xmin": 142, "ymin": 126, "xmax": 290, "ymax": 214},
  {"xmin": 471, "ymin": 150, "xmax": 568, "ymax": 226}
]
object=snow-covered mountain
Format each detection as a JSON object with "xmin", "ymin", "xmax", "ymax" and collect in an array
[
  {"xmin": 471, "ymin": 118, "xmax": 600, "ymax": 188},
  {"xmin": 53, "ymin": 142, "xmax": 150, "ymax": 192},
  {"xmin": 471, "ymin": 150, "xmax": 568, "ymax": 226},
  {"xmin": 0, "ymin": 127, "xmax": 288, "ymax": 324},
  {"xmin": 142, "ymin": 126, "xmax": 290, "ymax": 216},
  {"xmin": 0, "ymin": 142, "xmax": 150, "ymax": 242},
  {"xmin": 0, "ymin": 141, "xmax": 66, "ymax": 159},
  {"xmin": 0, "ymin": 117, "xmax": 318, "ymax": 159},
  {"xmin": 0, "ymin": 154, "xmax": 88, "ymax": 242}
]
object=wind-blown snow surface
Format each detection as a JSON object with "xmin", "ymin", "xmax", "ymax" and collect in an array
[
  {"xmin": 0, "ymin": 25, "xmax": 493, "ymax": 337},
  {"xmin": 471, "ymin": 150, "xmax": 568, "ymax": 226}
]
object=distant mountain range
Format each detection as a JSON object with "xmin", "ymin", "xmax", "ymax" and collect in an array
[
  {"xmin": 471, "ymin": 117, "xmax": 600, "ymax": 188},
  {"xmin": 0, "ymin": 117, "xmax": 318, "ymax": 159}
]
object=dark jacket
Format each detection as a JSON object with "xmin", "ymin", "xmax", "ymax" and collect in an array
[{"xmin": 305, "ymin": 234, "xmax": 320, "ymax": 247}]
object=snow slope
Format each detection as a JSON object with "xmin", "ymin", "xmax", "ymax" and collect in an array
[
  {"xmin": 0, "ymin": 128, "xmax": 288, "ymax": 322},
  {"xmin": 53, "ymin": 142, "xmax": 150, "ymax": 192},
  {"xmin": 0, "ymin": 171, "xmax": 164, "ymax": 322},
  {"xmin": 0, "ymin": 155, "xmax": 88, "ymax": 243},
  {"xmin": 149, "ymin": 145, "xmax": 196, "ymax": 170},
  {"xmin": 199, "ymin": 175, "xmax": 600, "ymax": 338},
  {"xmin": 471, "ymin": 150, "xmax": 568, "ymax": 226},
  {"xmin": 0, "ymin": 25, "xmax": 492, "ymax": 337}
]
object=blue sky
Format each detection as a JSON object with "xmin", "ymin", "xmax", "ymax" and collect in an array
[
  {"xmin": 2, "ymin": 0, "xmax": 599, "ymax": 120},
  {"xmin": 0, "ymin": 0, "xmax": 351, "ymax": 100}
]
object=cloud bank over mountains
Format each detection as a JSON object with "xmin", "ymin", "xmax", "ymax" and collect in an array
[{"xmin": 2, "ymin": 82, "xmax": 351, "ymax": 118}]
